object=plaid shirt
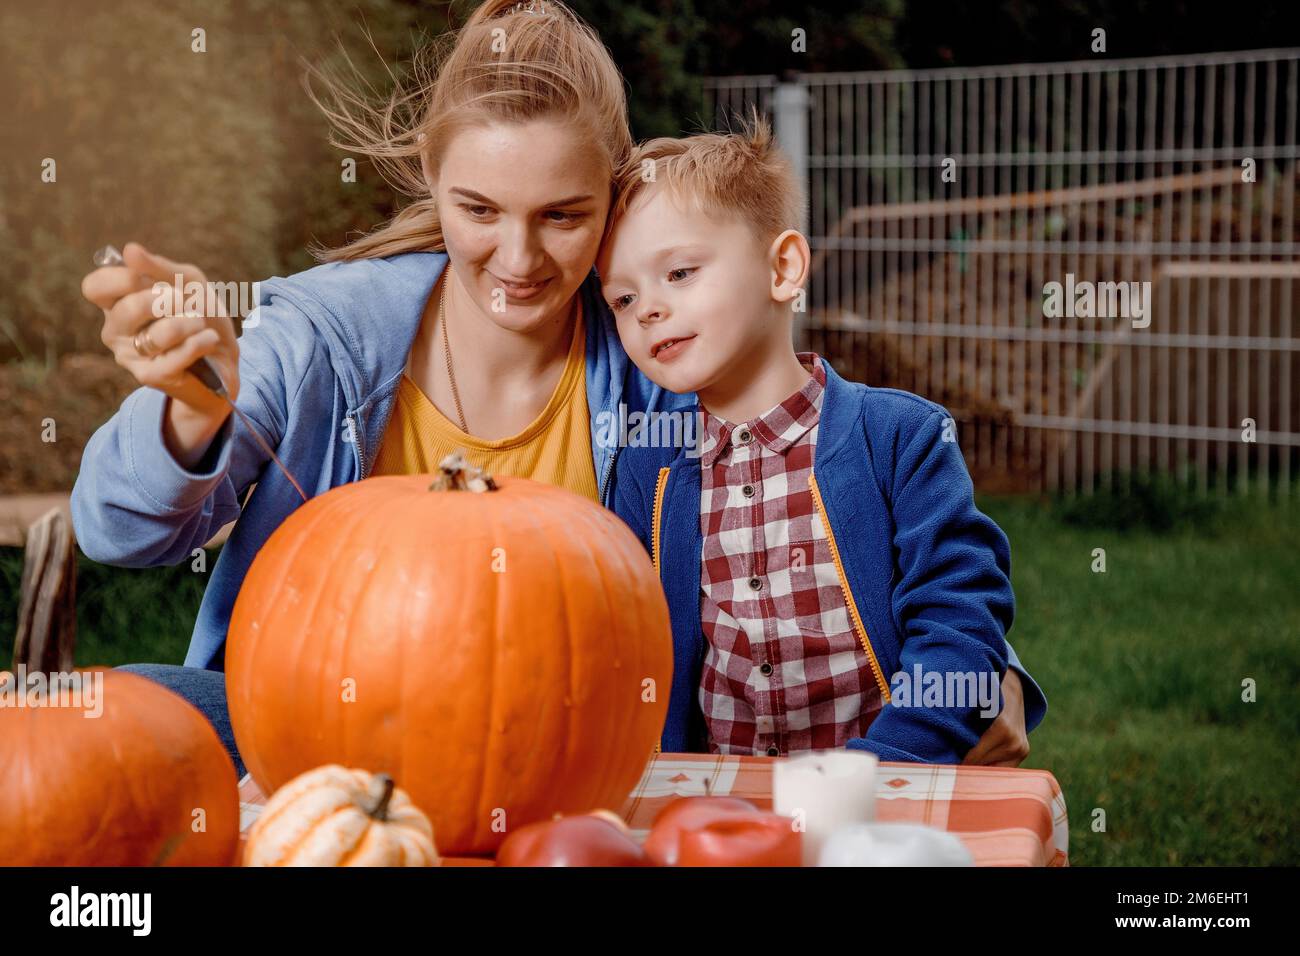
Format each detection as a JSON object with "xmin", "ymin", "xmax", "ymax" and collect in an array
[{"xmin": 697, "ymin": 353, "xmax": 884, "ymax": 756}]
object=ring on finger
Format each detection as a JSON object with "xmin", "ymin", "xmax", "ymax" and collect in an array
[{"xmin": 133, "ymin": 321, "xmax": 161, "ymax": 359}]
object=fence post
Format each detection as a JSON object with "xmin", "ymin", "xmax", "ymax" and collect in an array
[{"xmin": 774, "ymin": 77, "xmax": 811, "ymax": 236}]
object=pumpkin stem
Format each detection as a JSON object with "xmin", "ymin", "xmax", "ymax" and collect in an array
[
  {"xmin": 368, "ymin": 774, "xmax": 396, "ymax": 821},
  {"xmin": 429, "ymin": 451, "xmax": 498, "ymax": 493}
]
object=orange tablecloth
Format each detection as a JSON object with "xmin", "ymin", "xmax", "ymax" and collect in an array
[{"xmin": 238, "ymin": 752, "xmax": 1068, "ymax": 866}]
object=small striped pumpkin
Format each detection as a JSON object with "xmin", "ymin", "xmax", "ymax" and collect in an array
[{"xmin": 244, "ymin": 765, "xmax": 437, "ymax": 866}]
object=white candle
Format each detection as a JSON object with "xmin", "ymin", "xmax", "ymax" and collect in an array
[{"xmin": 772, "ymin": 750, "xmax": 878, "ymax": 866}]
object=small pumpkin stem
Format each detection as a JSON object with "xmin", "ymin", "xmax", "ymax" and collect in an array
[
  {"xmin": 367, "ymin": 774, "xmax": 396, "ymax": 821},
  {"xmin": 429, "ymin": 451, "xmax": 498, "ymax": 493}
]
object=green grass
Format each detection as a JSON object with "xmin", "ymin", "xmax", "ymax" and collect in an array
[
  {"xmin": 2, "ymin": 490, "xmax": 1297, "ymax": 866},
  {"xmin": 981, "ymin": 491, "xmax": 1300, "ymax": 866},
  {"xmin": 1, "ymin": 551, "xmax": 200, "ymax": 669}
]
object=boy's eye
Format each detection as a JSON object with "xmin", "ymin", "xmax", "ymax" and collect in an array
[
  {"xmin": 668, "ymin": 267, "xmax": 698, "ymax": 282},
  {"xmin": 608, "ymin": 294, "xmax": 635, "ymax": 313}
]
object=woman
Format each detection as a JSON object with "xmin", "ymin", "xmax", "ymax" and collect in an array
[{"xmin": 74, "ymin": 0, "xmax": 1041, "ymax": 776}]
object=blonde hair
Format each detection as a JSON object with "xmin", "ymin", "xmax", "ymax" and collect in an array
[
  {"xmin": 607, "ymin": 113, "xmax": 806, "ymax": 246},
  {"xmin": 308, "ymin": 0, "xmax": 633, "ymax": 262}
]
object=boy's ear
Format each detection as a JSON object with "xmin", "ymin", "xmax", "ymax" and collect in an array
[{"xmin": 768, "ymin": 229, "xmax": 811, "ymax": 305}]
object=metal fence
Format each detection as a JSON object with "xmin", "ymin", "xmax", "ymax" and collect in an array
[{"xmin": 704, "ymin": 49, "xmax": 1300, "ymax": 498}]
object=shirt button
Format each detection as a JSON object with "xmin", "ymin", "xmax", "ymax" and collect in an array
[
  {"xmin": 766, "ymin": 746, "xmax": 781, "ymax": 757},
  {"xmin": 742, "ymin": 483, "xmax": 756, "ymax": 498},
  {"xmin": 759, "ymin": 662, "xmax": 773, "ymax": 676},
  {"xmin": 738, "ymin": 429, "xmax": 753, "ymax": 444},
  {"xmin": 748, "ymin": 576, "xmax": 762, "ymax": 591}
]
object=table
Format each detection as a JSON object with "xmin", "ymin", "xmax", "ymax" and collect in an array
[{"xmin": 238, "ymin": 753, "xmax": 1069, "ymax": 866}]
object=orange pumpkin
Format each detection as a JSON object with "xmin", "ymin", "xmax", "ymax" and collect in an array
[
  {"xmin": 227, "ymin": 461, "xmax": 673, "ymax": 855},
  {"xmin": 0, "ymin": 668, "xmax": 239, "ymax": 865}
]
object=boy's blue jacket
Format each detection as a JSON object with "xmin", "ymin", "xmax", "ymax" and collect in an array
[
  {"xmin": 612, "ymin": 357, "xmax": 1047, "ymax": 763},
  {"xmin": 71, "ymin": 252, "xmax": 1043, "ymax": 747},
  {"xmin": 70, "ymin": 252, "xmax": 689, "ymax": 669}
]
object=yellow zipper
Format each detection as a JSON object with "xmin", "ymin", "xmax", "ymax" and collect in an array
[
  {"xmin": 808, "ymin": 472, "xmax": 891, "ymax": 703},
  {"xmin": 651, "ymin": 467, "xmax": 670, "ymax": 573},
  {"xmin": 651, "ymin": 467, "xmax": 671, "ymax": 755}
]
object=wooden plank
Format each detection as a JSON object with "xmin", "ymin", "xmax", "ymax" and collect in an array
[
  {"xmin": 810, "ymin": 166, "xmax": 1242, "ymax": 277},
  {"xmin": 13, "ymin": 508, "xmax": 76, "ymax": 673},
  {"xmin": 0, "ymin": 494, "xmax": 70, "ymax": 548}
]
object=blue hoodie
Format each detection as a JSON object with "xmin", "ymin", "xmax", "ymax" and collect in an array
[
  {"xmin": 70, "ymin": 251, "xmax": 689, "ymax": 669},
  {"xmin": 612, "ymin": 358, "xmax": 1048, "ymax": 762},
  {"xmin": 70, "ymin": 251, "xmax": 1043, "ymax": 723}
]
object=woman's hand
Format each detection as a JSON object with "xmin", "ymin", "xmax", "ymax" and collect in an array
[
  {"xmin": 81, "ymin": 242, "xmax": 241, "ymax": 416},
  {"xmin": 963, "ymin": 669, "xmax": 1029, "ymax": 767}
]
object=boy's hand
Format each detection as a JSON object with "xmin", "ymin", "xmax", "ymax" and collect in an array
[{"xmin": 963, "ymin": 670, "xmax": 1029, "ymax": 767}]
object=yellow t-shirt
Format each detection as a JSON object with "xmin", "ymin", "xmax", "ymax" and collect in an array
[{"xmin": 370, "ymin": 305, "xmax": 600, "ymax": 502}]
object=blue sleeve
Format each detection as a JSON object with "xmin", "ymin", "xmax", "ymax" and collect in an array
[
  {"xmin": 847, "ymin": 408, "xmax": 1019, "ymax": 763},
  {"xmin": 69, "ymin": 294, "xmax": 314, "ymax": 567}
]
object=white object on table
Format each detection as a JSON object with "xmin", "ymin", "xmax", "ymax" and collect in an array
[
  {"xmin": 818, "ymin": 822, "xmax": 974, "ymax": 867},
  {"xmin": 772, "ymin": 749, "xmax": 878, "ymax": 866}
]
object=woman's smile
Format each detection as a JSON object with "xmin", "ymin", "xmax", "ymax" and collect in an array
[{"xmin": 489, "ymin": 272, "xmax": 555, "ymax": 300}]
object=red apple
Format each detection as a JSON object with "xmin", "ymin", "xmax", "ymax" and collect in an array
[
  {"xmin": 495, "ymin": 811, "xmax": 650, "ymax": 867},
  {"xmin": 677, "ymin": 812, "xmax": 802, "ymax": 867},
  {"xmin": 643, "ymin": 796, "xmax": 759, "ymax": 866}
]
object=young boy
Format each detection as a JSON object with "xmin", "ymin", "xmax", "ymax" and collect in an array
[{"xmin": 599, "ymin": 121, "xmax": 1046, "ymax": 763}]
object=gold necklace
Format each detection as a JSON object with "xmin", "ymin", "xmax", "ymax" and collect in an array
[{"xmin": 438, "ymin": 274, "xmax": 469, "ymax": 433}]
